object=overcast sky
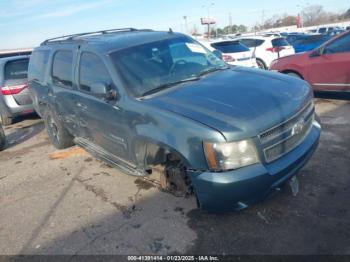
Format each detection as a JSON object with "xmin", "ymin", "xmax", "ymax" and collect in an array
[{"xmin": 0, "ymin": 0, "xmax": 349, "ymax": 49}]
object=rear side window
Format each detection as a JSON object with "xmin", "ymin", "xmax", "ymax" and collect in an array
[
  {"xmin": 28, "ymin": 50, "xmax": 49, "ymax": 83},
  {"xmin": 211, "ymin": 42, "xmax": 249, "ymax": 53},
  {"xmin": 79, "ymin": 52, "xmax": 112, "ymax": 92},
  {"xmin": 318, "ymin": 28, "xmax": 327, "ymax": 33},
  {"xmin": 4, "ymin": 59, "xmax": 29, "ymax": 80},
  {"xmin": 240, "ymin": 39, "xmax": 264, "ymax": 48},
  {"xmin": 272, "ymin": 38, "xmax": 290, "ymax": 47},
  {"xmin": 52, "ymin": 50, "xmax": 73, "ymax": 88},
  {"xmin": 294, "ymin": 35, "xmax": 326, "ymax": 45}
]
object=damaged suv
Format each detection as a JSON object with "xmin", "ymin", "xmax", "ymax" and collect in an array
[{"xmin": 28, "ymin": 28, "xmax": 321, "ymax": 211}]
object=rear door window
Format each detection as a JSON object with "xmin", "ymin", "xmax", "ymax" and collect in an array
[
  {"xmin": 272, "ymin": 38, "xmax": 290, "ymax": 47},
  {"xmin": 28, "ymin": 50, "xmax": 50, "ymax": 83},
  {"xmin": 294, "ymin": 35, "xmax": 324, "ymax": 45},
  {"xmin": 324, "ymin": 33, "xmax": 350, "ymax": 54},
  {"xmin": 79, "ymin": 52, "xmax": 112, "ymax": 93},
  {"xmin": 52, "ymin": 50, "xmax": 73, "ymax": 88},
  {"xmin": 4, "ymin": 59, "xmax": 29, "ymax": 81},
  {"xmin": 318, "ymin": 28, "xmax": 327, "ymax": 34},
  {"xmin": 211, "ymin": 41, "xmax": 249, "ymax": 53}
]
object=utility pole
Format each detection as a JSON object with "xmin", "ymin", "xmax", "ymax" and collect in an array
[
  {"xmin": 183, "ymin": 15, "xmax": 188, "ymax": 34},
  {"xmin": 261, "ymin": 9, "xmax": 265, "ymax": 29},
  {"xmin": 202, "ymin": 2, "xmax": 215, "ymax": 39},
  {"xmin": 229, "ymin": 12, "xmax": 232, "ymax": 34}
]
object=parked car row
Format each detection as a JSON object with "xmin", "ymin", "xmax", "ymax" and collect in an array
[
  {"xmin": 200, "ymin": 35, "xmax": 296, "ymax": 70},
  {"xmin": 312, "ymin": 26, "xmax": 346, "ymax": 35},
  {"xmin": 271, "ymin": 30, "xmax": 350, "ymax": 94}
]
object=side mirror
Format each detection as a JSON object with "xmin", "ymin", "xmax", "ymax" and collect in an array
[
  {"xmin": 91, "ymin": 82, "xmax": 117, "ymax": 100},
  {"xmin": 212, "ymin": 49, "xmax": 223, "ymax": 59},
  {"xmin": 309, "ymin": 48, "xmax": 322, "ymax": 58}
]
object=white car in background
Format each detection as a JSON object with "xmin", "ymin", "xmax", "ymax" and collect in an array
[
  {"xmin": 237, "ymin": 36, "xmax": 295, "ymax": 69},
  {"xmin": 200, "ymin": 40, "xmax": 258, "ymax": 68}
]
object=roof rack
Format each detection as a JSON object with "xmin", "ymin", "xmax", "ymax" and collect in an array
[{"xmin": 41, "ymin": 28, "xmax": 146, "ymax": 45}]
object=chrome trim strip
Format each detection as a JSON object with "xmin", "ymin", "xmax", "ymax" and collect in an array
[
  {"xmin": 264, "ymin": 115, "xmax": 313, "ymax": 153},
  {"xmin": 263, "ymin": 115, "xmax": 314, "ymax": 163},
  {"xmin": 258, "ymin": 100, "xmax": 313, "ymax": 142},
  {"xmin": 314, "ymin": 83, "xmax": 350, "ymax": 86}
]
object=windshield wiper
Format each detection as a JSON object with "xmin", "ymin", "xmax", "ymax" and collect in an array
[
  {"xmin": 197, "ymin": 66, "xmax": 230, "ymax": 77},
  {"xmin": 140, "ymin": 77, "xmax": 200, "ymax": 97}
]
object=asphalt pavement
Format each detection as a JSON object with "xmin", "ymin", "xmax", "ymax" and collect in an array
[{"xmin": 0, "ymin": 99, "xmax": 349, "ymax": 255}]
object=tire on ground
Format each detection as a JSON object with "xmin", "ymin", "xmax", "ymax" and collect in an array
[
  {"xmin": 0, "ymin": 124, "xmax": 6, "ymax": 151},
  {"xmin": 285, "ymin": 72, "xmax": 302, "ymax": 79},
  {"xmin": 256, "ymin": 59, "xmax": 267, "ymax": 70},
  {"xmin": 44, "ymin": 109, "xmax": 74, "ymax": 149},
  {"xmin": 0, "ymin": 114, "xmax": 13, "ymax": 126}
]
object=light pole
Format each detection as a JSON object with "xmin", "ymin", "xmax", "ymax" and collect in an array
[
  {"xmin": 228, "ymin": 12, "xmax": 233, "ymax": 34},
  {"xmin": 297, "ymin": 3, "xmax": 310, "ymax": 28},
  {"xmin": 202, "ymin": 2, "xmax": 215, "ymax": 38},
  {"xmin": 183, "ymin": 15, "xmax": 188, "ymax": 34}
]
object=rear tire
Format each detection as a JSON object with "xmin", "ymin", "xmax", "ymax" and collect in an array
[
  {"xmin": 0, "ymin": 114, "xmax": 13, "ymax": 126},
  {"xmin": 286, "ymin": 72, "xmax": 302, "ymax": 79},
  {"xmin": 0, "ymin": 124, "xmax": 5, "ymax": 151},
  {"xmin": 256, "ymin": 59, "xmax": 267, "ymax": 70},
  {"xmin": 44, "ymin": 110, "xmax": 74, "ymax": 149}
]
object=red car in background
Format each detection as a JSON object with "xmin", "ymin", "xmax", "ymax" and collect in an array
[{"xmin": 270, "ymin": 31, "xmax": 350, "ymax": 95}]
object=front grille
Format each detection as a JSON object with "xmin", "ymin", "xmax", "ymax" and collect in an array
[{"xmin": 259, "ymin": 101, "xmax": 314, "ymax": 163}]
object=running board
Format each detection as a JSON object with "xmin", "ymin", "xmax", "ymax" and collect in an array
[{"xmin": 74, "ymin": 137, "xmax": 146, "ymax": 177}]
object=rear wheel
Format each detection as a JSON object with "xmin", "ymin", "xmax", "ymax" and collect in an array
[
  {"xmin": 0, "ymin": 114, "xmax": 13, "ymax": 126},
  {"xmin": 285, "ymin": 72, "xmax": 302, "ymax": 79},
  {"xmin": 44, "ymin": 110, "xmax": 74, "ymax": 149},
  {"xmin": 256, "ymin": 59, "xmax": 267, "ymax": 70},
  {"xmin": 0, "ymin": 124, "xmax": 5, "ymax": 150}
]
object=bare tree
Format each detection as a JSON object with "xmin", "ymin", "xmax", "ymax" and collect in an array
[{"xmin": 301, "ymin": 5, "xmax": 339, "ymax": 26}]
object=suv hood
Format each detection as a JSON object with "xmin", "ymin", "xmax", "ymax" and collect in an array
[{"xmin": 144, "ymin": 67, "xmax": 312, "ymax": 141}]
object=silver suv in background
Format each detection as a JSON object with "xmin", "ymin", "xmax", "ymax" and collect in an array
[{"xmin": 0, "ymin": 56, "xmax": 33, "ymax": 125}]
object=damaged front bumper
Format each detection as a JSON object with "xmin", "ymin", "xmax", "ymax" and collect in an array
[{"xmin": 187, "ymin": 123, "xmax": 321, "ymax": 212}]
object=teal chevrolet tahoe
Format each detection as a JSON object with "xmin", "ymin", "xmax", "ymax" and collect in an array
[{"xmin": 28, "ymin": 28, "xmax": 321, "ymax": 211}]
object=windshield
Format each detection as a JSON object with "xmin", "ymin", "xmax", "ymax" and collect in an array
[{"xmin": 110, "ymin": 36, "xmax": 226, "ymax": 97}]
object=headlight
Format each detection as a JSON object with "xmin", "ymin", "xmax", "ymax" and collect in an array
[{"xmin": 203, "ymin": 139, "xmax": 259, "ymax": 171}]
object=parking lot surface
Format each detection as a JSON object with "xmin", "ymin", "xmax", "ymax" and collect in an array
[{"xmin": 0, "ymin": 99, "xmax": 349, "ymax": 255}]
